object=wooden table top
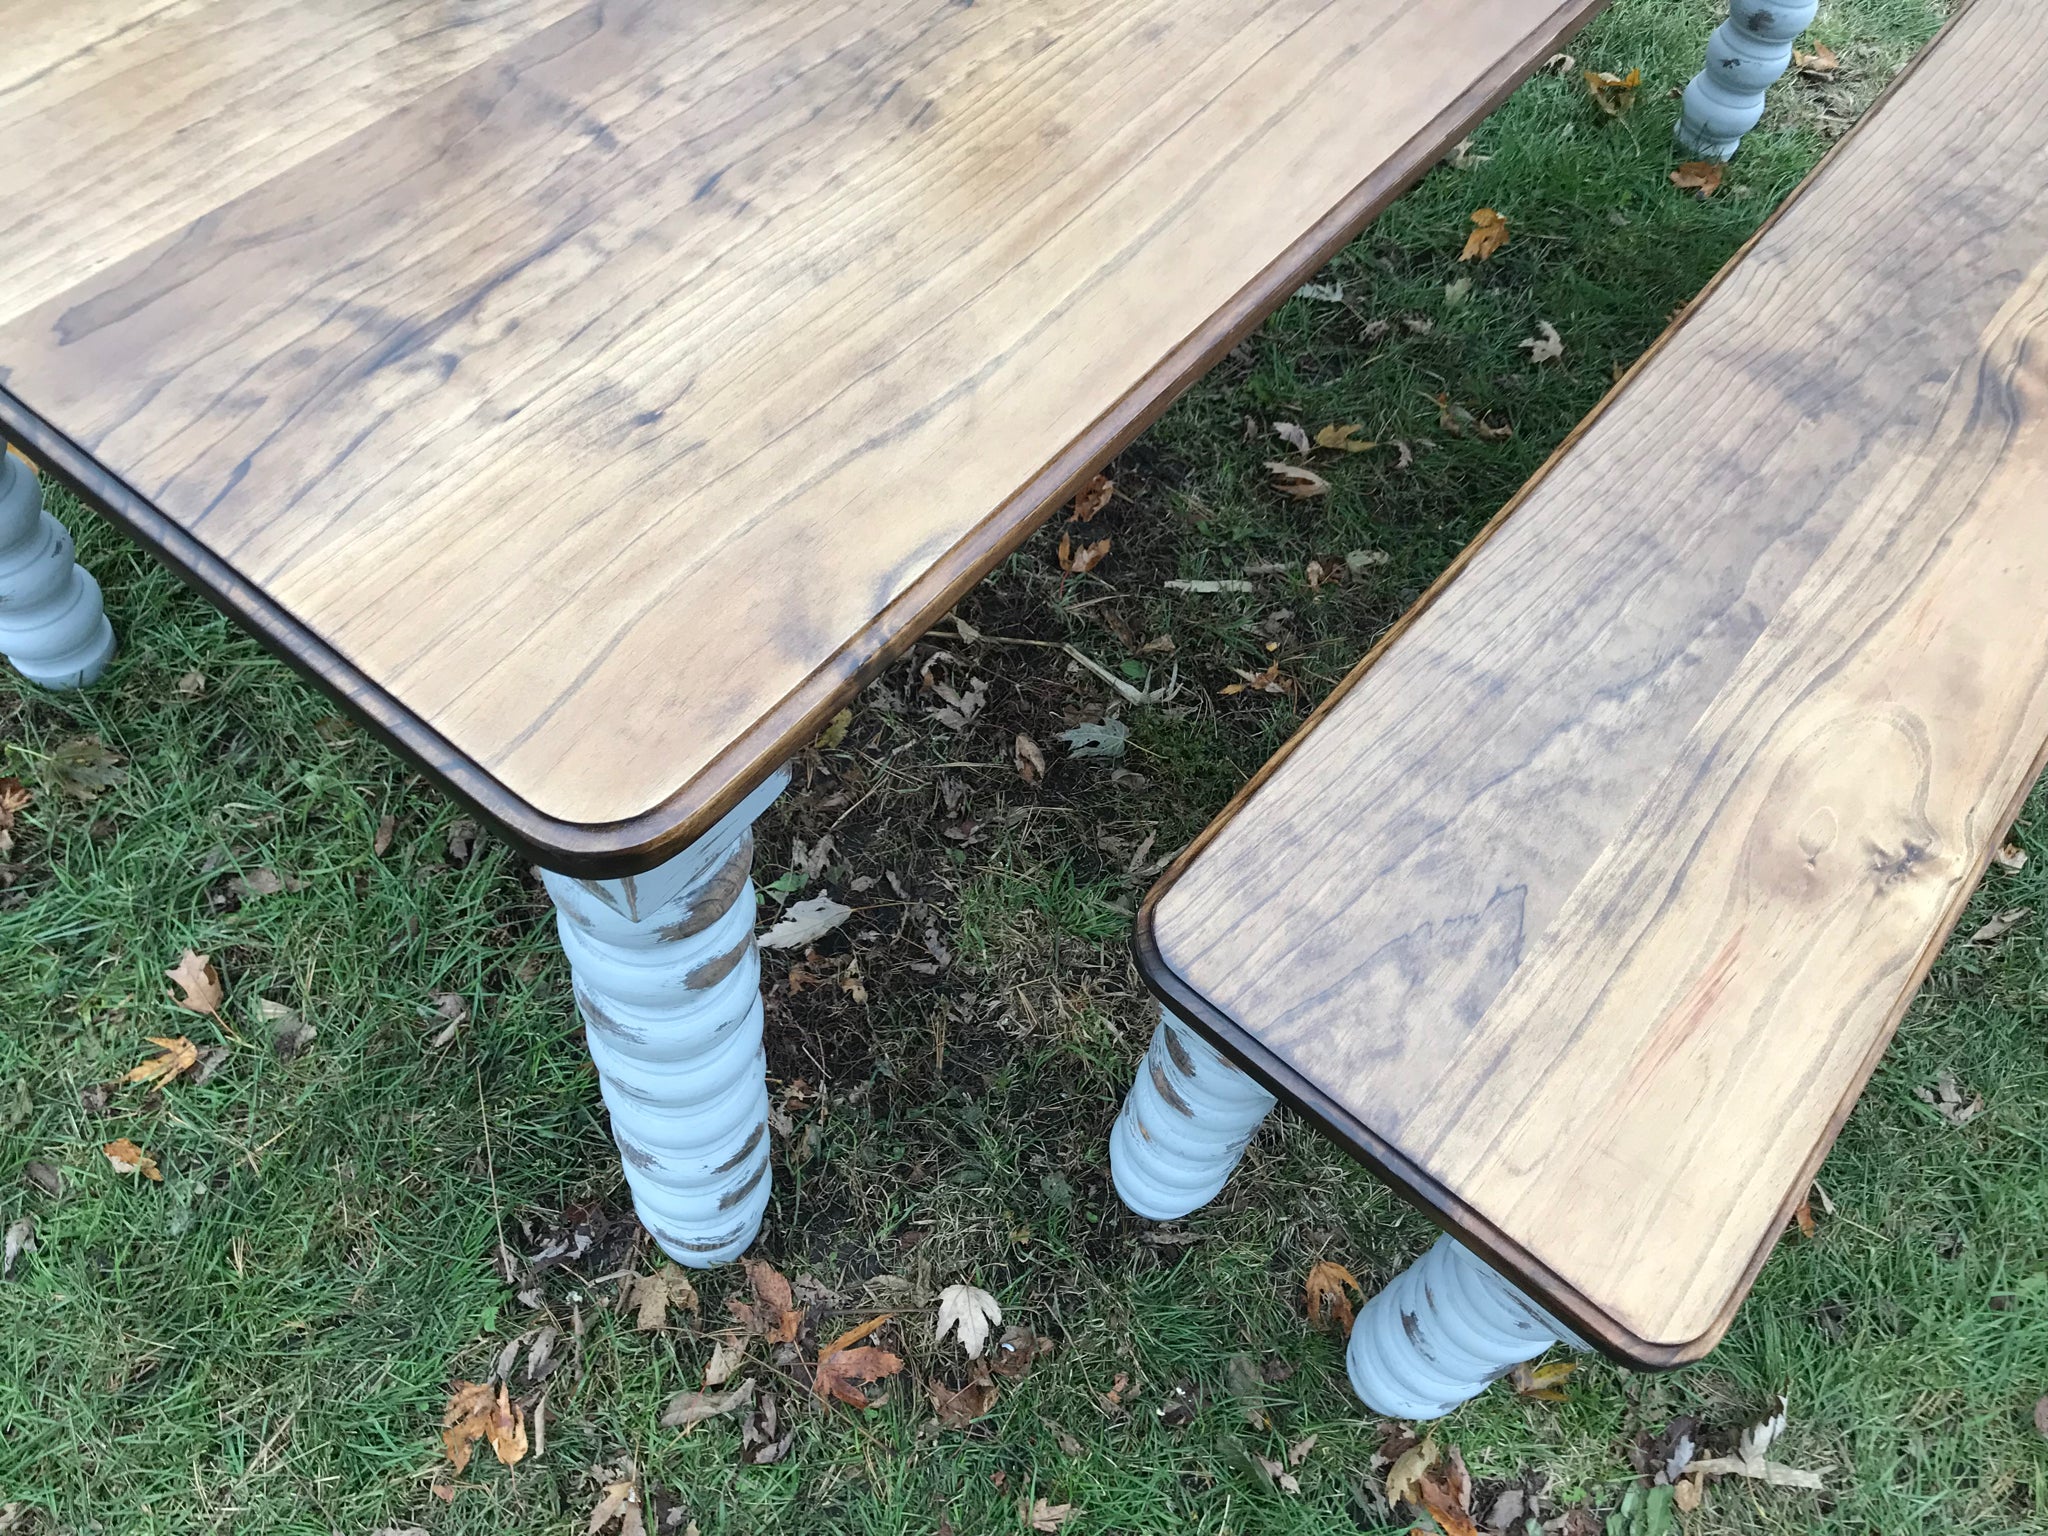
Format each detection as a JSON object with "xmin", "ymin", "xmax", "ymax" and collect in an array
[
  {"xmin": 1140, "ymin": 0, "xmax": 2048, "ymax": 1366},
  {"xmin": 0, "ymin": 0, "xmax": 1600, "ymax": 874}
]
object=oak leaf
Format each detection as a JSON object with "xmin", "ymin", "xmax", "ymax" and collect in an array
[
  {"xmin": 1459, "ymin": 208, "xmax": 1509, "ymax": 262},
  {"xmin": 165, "ymin": 951, "xmax": 224, "ymax": 1015},
  {"xmin": 124, "ymin": 1036, "xmax": 199, "ymax": 1088},
  {"xmin": 102, "ymin": 1138, "xmax": 162, "ymax": 1181},
  {"xmin": 1303, "ymin": 1259, "xmax": 1364, "ymax": 1336}
]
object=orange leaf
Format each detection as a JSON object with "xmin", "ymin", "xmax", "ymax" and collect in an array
[
  {"xmin": 102, "ymin": 1138, "xmax": 162, "ymax": 1181},
  {"xmin": 1510, "ymin": 1358, "xmax": 1577, "ymax": 1402},
  {"xmin": 1069, "ymin": 473, "xmax": 1114, "ymax": 523},
  {"xmin": 813, "ymin": 1344, "xmax": 904, "ymax": 1408},
  {"xmin": 165, "ymin": 950, "xmax": 224, "ymax": 1014},
  {"xmin": 1670, "ymin": 160, "xmax": 1725, "ymax": 198},
  {"xmin": 728, "ymin": 1257, "xmax": 801, "ymax": 1344},
  {"xmin": 1459, "ymin": 208, "xmax": 1509, "ymax": 262},
  {"xmin": 1583, "ymin": 66, "xmax": 1642, "ymax": 116},
  {"xmin": 1793, "ymin": 42, "xmax": 1839, "ymax": 78},
  {"xmin": 124, "ymin": 1035, "xmax": 200, "ymax": 1087},
  {"xmin": 441, "ymin": 1380, "xmax": 527, "ymax": 1472},
  {"xmin": 1303, "ymin": 1259, "xmax": 1363, "ymax": 1336},
  {"xmin": 1794, "ymin": 1196, "xmax": 1817, "ymax": 1239},
  {"xmin": 819, "ymin": 1312, "xmax": 894, "ymax": 1360},
  {"xmin": 1057, "ymin": 529, "xmax": 1113, "ymax": 574}
]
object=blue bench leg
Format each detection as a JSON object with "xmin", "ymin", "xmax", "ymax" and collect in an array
[
  {"xmin": 1110, "ymin": 1005, "xmax": 1276, "ymax": 1220},
  {"xmin": 0, "ymin": 451, "xmax": 117, "ymax": 689},
  {"xmin": 1676, "ymin": 0, "xmax": 1819, "ymax": 159},
  {"xmin": 537, "ymin": 768, "xmax": 789, "ymax": 1267},
  {"xmin": 1347, "ymin": 1234, "xmax": 1585, "ymax": 1419}
]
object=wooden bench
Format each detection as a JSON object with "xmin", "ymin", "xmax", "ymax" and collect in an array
[{"xmin": 1115, "ymin": 0, "xmax": 2048, "ymax": 1415}]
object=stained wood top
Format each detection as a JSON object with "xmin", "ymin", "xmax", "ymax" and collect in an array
[
  {"xmin": 0, "ymin": 0, "xmax": 1601, "ymax": 873},
  {"xmin": 1140, "ymin": 0, "xmax": 2048, "ymax": 1366}
]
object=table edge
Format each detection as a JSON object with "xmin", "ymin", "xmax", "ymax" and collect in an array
[
  {"xmin": 1127, "ymin": 1, "xmax": 1983, "ymax": 1369},
  {"xmin": 0, "ymin": 0, "xmax": 1607, "ymax": 876}
]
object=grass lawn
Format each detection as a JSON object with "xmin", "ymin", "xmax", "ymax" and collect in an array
[{"xmin": 7, "ymin": 1, "xmax": 2045, "ymax": 1532}]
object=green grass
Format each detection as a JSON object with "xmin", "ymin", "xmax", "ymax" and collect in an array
[{"xmin": 9, "ymin": 1, "xmax": 2044, "ymax": 1532}]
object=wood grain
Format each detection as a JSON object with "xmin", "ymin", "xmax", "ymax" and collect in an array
[
  {"xmin": 0, "ymin": 0, "xmax": 1603, "ymax": 872},
  {"xmin": 1142, "ymin": 0, "xmax": 2048, "ymax": 1363}
]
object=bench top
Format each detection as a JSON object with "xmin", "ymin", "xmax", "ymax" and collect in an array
[
  {"xmin": 0, "ymin": 0, "xmax": 1599, "ymax": 874},
  {"xmin": 1139, "ymin": 0, "xmax": 2048, "ymax": 1366}
]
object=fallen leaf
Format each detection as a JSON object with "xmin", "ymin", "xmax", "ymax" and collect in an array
[
  {"xmin": 936, "ymin": 1283, "xmax": 1004, "ymax": 1358},
  {"xmin": 586, "ymin": 1479, "xmax": 645, "ymax": 1536},
  {"xmin": 1542, "ymin": 51, "xmax": 1577, "ymax": 75},
  {"xmin": 741, "ymin": 1388, "xmax": 794, "ymax": 1464},
  {"xmin": 660, "ymin": 1376, "xmax": 756, "ymax": 1429},
  {"xmin": 258, "ymin": 999, "xmax": 317, "ymax": 1062},
  {"xmin": 1460, "ymin": 208, "xmax": 1509, "ymax": 262},
  {"xmin": 2034, "ymin": 1395, "xmax": 2048, "ymax": 1442},
  {"xmin": 1444, "ymin": 275, "xmax": 1473, "ymax": 306},
  {"xmin": 728, "ymin": 1257, "xmax": 801, "ymax": 1344},
  {"xmin": 702, "ymin": 1331, "xmax": 748, "ymax": 1388},
  {"xmin": 1510, "ymin": 1358, "xmax": 1576, "ymax": 1401},
  {"xmin": 1250, "ymin": 1449, "xmax": 1301, "ymax": 1495},
  {"xmin": 1671, "ymin": 160, "xmax": 1725, "ymax": 198},
  {"xmin": 1287, "ymin": 1432, "xmax": 1318, "ymax": 1468},
  {"xmin": 373, "ymin": 814, "xmax": 397, "ymax": 857},
  {"xmin": 631, "ymin": 1266, "xmax": 701, "ymax": 1331},
  {"xmin": 1994, "ymin": 841, "xmax": 2028, "ymax": 872},
  {"xmin": 814, "ymin": 1344, "xmax": 905, "ymax": 1408},
  {"xmin": 48, "ymin": 737, "xmax": 126, "ymax": 801},
  {"xmin": 989, "ymin": 1325, "xmax": 1052, "ymax": 1380},
  {"xmin": 3, "ymin": 1218, "xmax": 33, "ymax": 1279},
  {"xmin": 1265, "ymin": 461, "xmax": 1329, "ymax": 499},
  {"xmin": 1794, "ymin": 1195, "xmax": 1817, "ymax": 1238},
  {"xmin": 1314, "ymin": 423, "xmax": 1377, "ymax": 453},
  {"xmin": 1690, "ymin": 1395, "xmax": 1825, "ymax": 1489},
  {"xmin": 102, "ymin": 1138, "xmax": 162, "ymax": 1181},
  {"xmin": 123, "ymin": 1035, "xmax": 199, "ymax": 1088},
  {"xmin": 1057, "ymin": 529, "xmax": 1112, "ymax": 575},
  {"xmin": 1444, "ymin": 137, "xmax": 1491, "ymax": 170},
  {"xmin": 1915, "ymin": 1069, "xmax": 1986, "ymax": 1128},
  {"xmin": 1435, "ymin": 394, "xmax": 1512, "ymax": 442},
  {"xmin": 929, "ymin": 1365, "xmax": 1000, "ymax": 1428},
  {"xmin": 1024, "ymin": 1498, "xmax": 1078, "ymax": 1532},
  {"xmin": 1014, "ymin": 734, "xmax": 1047, "ymax": 786},
  {"xmin": 815, "ymin": 706, "xmax": 854, "ymax": 751},
  {"xmin": 1162, "ymin": 578, "xmax": 1254, "ymax": 594},
  {"xmin": 1971, "ymin": 907, "xmax": 2030, "ymax": 943},
  {"xmin": 1069, "ymin": 474, "xmax": 1114, "ymax": 522},
  {"xmin": 1219, "ymin": 662, "xmax": 1297, "ymax": 699},
  {"xmin": 165, "ymin": 951, "xmax": 224, "ymax": 1015},
  {"xmin": 1271, "ymin": 421, "xmax": 1312, "ymax": 455},
  {"xmin": 441, "ymin": 1380, "xmax": 528, "ymax": 1472},
  {"xmin": 23, "ymin": 1161, "xmax": 62, "ymax": 1199},
  {"xmin": 760, "ymin": 895, "xmax": 855, "ymax": 950},
  {"xmin": 1385, "ymin": 1433, "xmax": 1437, "ymax": 1506},
  {"xmin": 1518, "ymin": 320, "xmax": 1564, "ymax": 364},
  {"xmin": 1583, "ymin": 66, "xmax": 1643, "ymax": 117},
  {"xmin": 1303, "ymin": 1259, "xmax": 1364, "ymax": 1336},
  {"xmin": 1418, "ymin": 1447, "xmax": 1480, "ymax": 1536},
  {"xmin": 1057, "ymin": 720, "xmax": 1128, "ymax": 760},
  {"xmin": 1793, "ymin": 42, "xmax": 1840, "ymax": 78}
]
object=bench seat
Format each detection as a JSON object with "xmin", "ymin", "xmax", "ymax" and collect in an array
[{"xmin": 1129, "ymin": 0, "xmax": 2048, "ymax": 1371}]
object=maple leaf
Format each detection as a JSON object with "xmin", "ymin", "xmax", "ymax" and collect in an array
[
  {"xmin": 1069, "ymin": 474, "xmax": 1114, "ymax": 522},
  {"xmin": 102, "ymin": 1138, "xmax": 162, "ymax": 1181},
  {"xmin": 759, "ymin": 895, "xmax": 854, "ymax": 951},
  {"xmin": 1671, "ymin": 160, "xmax": 1725, "ymax": 199},
  {"xmin": 1264, "ymin": 462, "xmax": 1329, "ymax": 499},
  {"xmin": 1057, "ymin": 529, "xmax": 1112, "ymax": 575},
  {"xmin": 929, "ymin": 1362, "xmax": 1000, "ymax": 1428},
  {"xmin": 1314, "ymin": 423, "xmax": 1376, "ymax": 453},
  {"xmin": 123, "ymin": 1036, "xmax": 200, "ymax": 1088},
  {"xmin": 1793, "ymin": 42, "xmax": 1840, "ymax": 78},
  {"xmin": 1518, "ymin": 320, "xmax": 1564, "ymax": 364},
  {"xmin": 441, "ymin": 1380, "xmax": 528, "ymax": 1473},
  {"xmin": 629, "ymin": 1266, "xmax": 700, "ymax": 1331},
  {"xmin": 1583, "ymin": 66, "xmax": 1642, "ymax": 117},
  {"xmin": 1459, "ymin": 208, "xmax": 1509, "ymax": 262},
  {"xmin": 727, "ymin": 1257, "xmax": 801, "ymax": 1343},
  {"xmin": 814, "ymin": 1344, "xmax": 905, "ymax": 1408},
  {"xmin": 48, "ymin": 737, "xmax": 126, "ymax": 802},
  {"xmin": 935, "ymin": 1284, "xmax": 1003, "ymax": 1359},
  {"xmin": 1510, "ymin": 1358, "xmax": 1577, "ymax": 1401},
  {"xmin": 165, "ymin": 951, "xmax": 224, "ymax": 1015},
  {"xmin": 1303, "ymin": 1260, "xmax": 1363, "ymax": 1336}
]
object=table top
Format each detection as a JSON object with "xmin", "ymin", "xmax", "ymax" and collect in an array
[
  {"xmin": 0, "ymin": 0, "xmax": 1600, "ymax": 875},
  {"xmin": 1140, "ymin": 0, "xmax": 2048, "ymax": 1366}
]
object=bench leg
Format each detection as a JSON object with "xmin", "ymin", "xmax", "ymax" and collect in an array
[
  {"xmin": 536, "ymin": 768, "xmax": 789, "ymax": 1267},
  {"xmin": 1110, "ymin": 1005, "xmax": 1276, "ymax": 1220},
  {"xmin": 1675, "ymin": 0, "xmax": 1819, "ymax": 160},
  {"xmin": 1347, "ymin": 1234, "xmax": 1585, "ymax": 1419},
  {"xmin": 0, "ymin": 451, "xmax": 117, "ymax": 689}
]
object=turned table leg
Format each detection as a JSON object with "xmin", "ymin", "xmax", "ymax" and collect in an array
[
  {"xmin": 0, "ymin": 451, "xmax": 117, "ymax": 689},
  {"xmin": 537, "ymin": 768, "xmax": 788, "ymax": 1267},
  {"xmin": 1347, "ymin": 1234, "xmax": 1585, "ymax": 1419},
  {"xmin": 1676, "ymin": 0, "xmax": 1820, "ymax": 160},
  {"xmin": 1110, "ymin": 1004, "xmax": 1277, "ymax": 1220}
]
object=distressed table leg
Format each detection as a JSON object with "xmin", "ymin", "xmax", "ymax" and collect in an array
[
  {"xmin": 0, "ymin": 451, "xmax": 117, "ymax": 689},
  {"xmin": 1347, "ymin": 1234, "xmax": 1586, "ymax": 1419},
  {"xmin": 1675, "ymin": 0, "xmax": 1820, "ymax": 159},
  {"xmin": 1110, "ymin": 1004, "xmax": 1277, "ymax": 1220},
  {"xmin": 537, "ymin": 768, "xmax": 789, "ymax": 1267}
]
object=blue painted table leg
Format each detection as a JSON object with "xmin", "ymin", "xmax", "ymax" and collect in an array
[
  {"xmin": 0, "ymin": 451, "xmax": 116, "ymax": 689},
  {"xmin": 1676, "ymin": 0, "xmax": 1820, "ymax": 159},
  {"xmin": 1110, "ymin": 1005, "xmax": 1276, "ymax": 1220}
]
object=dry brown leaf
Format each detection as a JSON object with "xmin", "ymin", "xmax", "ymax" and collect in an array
[
  {"xmin": 813, "ymin": 1345, "xmax": 904, "ymax": 1408},
  {"xmin": 102, "ymin": 1138, "xmax": 161, "ymax": 1182},
  {"xmin": 1915, "ymin": 1069, "xmax": 1985, "ymax": 1128},
  {"xmin": 1993, "ymin": 841, "xmax": 2028, "ymax": 872},
  {"xmin": 1419, "ymin": 1449, "xmax": 1481, "ymax": 1536},
  {"xmin": 1583, "ymin": 66, "xmax": 1642, "ymax": 117},
  {"xmin": 631, "ymin": 1266, "xmax": 700, "ymax": 1332},
  {"xmin": 1794, "ymin": 1195, "xmax": 1817, "ymax": 1239},
  {"xmin": 1384, "ymin": 1432, "xmax": 1436, "ymax": 1506},
  {"xmin": 586, "ymin": 1479, "xmax": 644, "ymax": 1536},
  {"xmin": 1436, "ymin": 394, "xmax": 1512, "ymax": 442},
  {"xmin": 1510, "ymin": 1358, "xmax": 1577, "ymax": 1401},
  {"xmin": 728, "ymin": 1257, "xmax": 801, "ymax": 1343},
  {"xmin": 1459, "ymin": 208, "xmax": 1509, "ymax": 262},
  {"xmin": 165, "ymin": 950, "xmax": 224, "ymax": 1015},
  {"xmin": 660, "ymin": 1376, "xmax": 756, "ymax": 1429},
  {"xmin": 1671, "ymin": 160, "xmax": 1726, "ymax": 199},
  {"xmin": 1314, "ymin": 423, "xmax": 1377, "ymax": 453},
  {"xmin": 929, "ymin": 1365, "xmax": 999, "ymax": 1428},
  {"xmin": 1219, "ymin": 662, "xmax": 1297, "ymax": 699},
  {"xmin": 1014, "ymin": 734, "xmax": 1047, "ymax": 786},
  {"xmin": 702, "ymin": 1330, "xmax": 748, "ymax": 1388},
  {"xmin": 1057, "ymin": 529, "xmax": 1113, "ymax": 575},
  {"xmin": 441, "ymin": 1380, "xmax": 528, "ymax": 1472},
  {"xmin": 1264, "ymin": 461, "xmax": 1329, "ymax": 499},
  {"xmin": 1303, "ymin": 1259, "xmax": 1364, "ymax": 1336},
  {"xmin": 123, "ymin": 1036, "xmax": 200, "ymax": 1088},
  {"xmin": 1024, "ymin": 1498, "xmax": 1078, "ymax": 1533},
  {"xmin": 1271, "ymin": 421, "xmax": 1312, "ymax": 455},
  {"xmin": 988, "ymin": 1325, "xmax": 1052, "ymax": 1380},
  {"xmin": 1070, "ymin": 474, "xmax": 1114, "ymax": 522},
  {"xmin": 1971, "ymin": 907, "xmax": 2030, "ymax": 944},
  {"xmin": 1793, "ymin": 43, "xmax": 1840, "ymax": 78}
]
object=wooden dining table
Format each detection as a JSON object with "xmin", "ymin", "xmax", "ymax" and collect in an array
[{"xmin": 1, "ymin": 0, "xmax": 1603, "ymax": 1265}]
